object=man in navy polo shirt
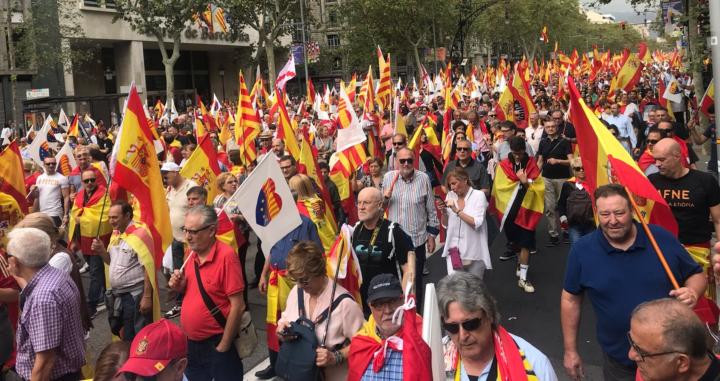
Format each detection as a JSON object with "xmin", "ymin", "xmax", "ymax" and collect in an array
[{"xmin": 560, "ymin": 184, "xmax": 706, "ymax": 381}]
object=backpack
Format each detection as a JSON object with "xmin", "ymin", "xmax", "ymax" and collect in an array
[{"xmin": 566, "ymin": 187, "xmax": 594, "ymax": 225}]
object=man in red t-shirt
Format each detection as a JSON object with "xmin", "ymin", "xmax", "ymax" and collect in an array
[{"xmin": 168, "ymin": 205, "xmax": 246, "ymax": 380}]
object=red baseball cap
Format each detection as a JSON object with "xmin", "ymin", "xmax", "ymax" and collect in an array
[{"xmin": 117, "ymin": 319, "xmax": 188, "ymax": 377}]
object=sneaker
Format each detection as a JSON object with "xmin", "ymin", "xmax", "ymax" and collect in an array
[
  {"xmin": 499, "ymin": 251, "xmax": 517, "ymax": 261},
  {"xmin": 79, "ymin": 263, "xmax": 89, "ymax": 274},
  {"xmin": 164, "ymin": 305, "xmax": 181, "ymax": 319},
  {"xmin": 545, "ymin": 236, "xmax": 560, "ymax": 247},
  {"xmin": 518, "ymin": 279, "xmax": 535, "ymax": 293},
  {"xmin": 423, "ymin": 263, "xmax": 430, "ymax": 275}
]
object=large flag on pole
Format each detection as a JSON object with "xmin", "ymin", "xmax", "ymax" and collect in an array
[
  {"xmin": 376, "ymin": 46, "xmax": 392, "ymax": 110},
  {"xmin": 235, "ymin": 71, "xmax": 261, "ymax": 165},
  {"xmin": 25, "ymin": 115, "xmax": 55, "ymax": 167},
  {"xmin": 275, "ymin": 55, "xmax": 297, "ymax": 91},
  {"xmin": 607, "ymin": 49, "xmax": 643, "ymax": 94},
  {"xmin": 179, "ymin": 134, "xmax": 222, "ymax": 203},
  {"xmin": 110, "ymin": 83, "xmax": 173, "ymax": 266},
  {"xmin": 0, "ymin": 141, "xmax": 28, "ymax": 213},
  {"xmin": 567, "ymin": 77, "xmax": 678, "ymax": 235},
  {"xmin": 223, "ymin": 153, "xmax": 302, "ymax": 255}
]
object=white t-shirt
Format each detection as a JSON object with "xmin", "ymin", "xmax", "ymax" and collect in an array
[
  {"xmin": 48, "ymin": 251, "xmax": 73, "ymax": 274},
  {"xmin": 36, "ymin": 172, "xmax": 69, "ymax": 217}
]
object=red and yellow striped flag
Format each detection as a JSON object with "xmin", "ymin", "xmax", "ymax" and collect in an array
[
  {"xmin": 111, "ymin": 84, "xmax": 173, "ymax": 265},
  {"xmin": 276, "ymin": 88, "xmax": 300, "ymax": 160},
  {"xmin": 235, "ymin": 72, "xmax": 261, "ymax": 164},
  {"xmin": 376, "ymin": 46, "xmax": 392, "ymax": 110}
]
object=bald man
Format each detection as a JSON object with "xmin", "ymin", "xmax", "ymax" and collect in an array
[
  {"xmin": 649, "ymin": 138, "xmax": 720, "ymax": 274},
  {"xmin": 628, "ymin": 298, "xmax": 719, "ymax": 381},
  {"xmin": 353, "ymin": 187, "xmax": 415, "ymax": 316}
]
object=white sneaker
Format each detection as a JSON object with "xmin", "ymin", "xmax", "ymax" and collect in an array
[
  {"xmin": 79, "ymin": 263, "xmax": 89, "ymax": 273},
  {"xmin": 518, "ymin": 279, "xmax": 535, "ymax": 293}
]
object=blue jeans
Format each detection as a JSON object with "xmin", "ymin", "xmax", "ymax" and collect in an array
[
  {"xmin": 186, "ymin": 334, "xmax": 244, "ymax": 381},
  {"xmin": 569, "ymin": 225, "xmax": 595, "ymax": 246},
  {"xmin": 85, "ymin": 255, "xmax": 105, "ymax": 310}
]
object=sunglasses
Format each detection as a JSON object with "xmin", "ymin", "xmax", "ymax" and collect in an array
[
  {"xmin": 83, "ymin": 178, "xmax": 96, "ymax": 184},
  {"xmin": 573, "ymin": 167, "xmax": 584, "ymax": 171},
  {"xmin": 646, "ymin": 139, "xmax": 659, "ymax": 145},
  {"xmin": 488, "ymin": 114, "xmax": 496, "ymax": 117},
  {"xmin": 443, "ymin": 317, "xmax": 483, "ymax": 334},
  {"xmin": 393, "ymin": 141, "xmax": 405, "ymax": 146},
  {"xmin": 181, "ymin": 224, "xmax": 215, "ymax": 235},
  {"xmin": 398, "ymin": 158, "xmax": 414, "ymax": 165},
  {"xmin": 44, "ymin": 162, "xmax": 57, "ymax": 166},
  {"xmin": 456, "ymin": 147, "xmax": 471, "ymax": 152}
]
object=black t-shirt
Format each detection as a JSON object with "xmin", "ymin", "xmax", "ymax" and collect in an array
[
  {"xmin": 649, "ymin": 170, "xmax": 720, "ymax": 244},
  {"xmin": 352, "ymin": 219, "xmax": 412, "ymax": 314},
  {"xmin": 536, "ymin": 137, "xmax": 572, "ymax": 179}
]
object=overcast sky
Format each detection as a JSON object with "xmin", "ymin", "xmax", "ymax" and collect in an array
[{"xmin": 582, "ymin": 0, "xmax": 658, "ymax": 24}]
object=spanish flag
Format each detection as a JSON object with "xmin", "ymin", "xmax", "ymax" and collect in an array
[
  {"xmin": 266, "ymin": 267, "xmax": 293, "ymax": 351},
  {"xmin": 0, "ymin": 191, "xmax": 24, "ymax": 247},
  {"xmin": 700, "ymin": 81, "xmax": 714, "ymax": 118},
  {"xmin": 216, "ymin": 210, "xmax": 245, "ymax": 254},
  {"xmin": 608, "ymin": 49, "xmax": 643, "ymax": 94},
  {"xmin": 0, "ymin": 141, "xmax": 28, "ymax": 213},
  {"xmin": 276, "ymin": 88, "xmax": 301, "ymax": 160},
  {"xmin": 67, "ymin": 114, "xmax": 81, "ymax": 138},
  {"xmin": 567, "ymin": 77, "xmax": 678, "ymax": 234},
  {"xmin": 296, "ymin": 196, "xmax": 337, "ymax": 253},
  {"xmin": 508, "ymin": 63, "xmax": 536, "ymax": 129},
  {"xmin": 326, "ymin": 224, "xmax": 362, "ymax": 305},
  {"xmin": 179, "ymin": 134, "xmax": 221, "ymax": 203},
  {"xmin": 490, "ymin": 158, "xmax": 544, "ymax": 231},
  {"xmin": 111, "ymin": 84, "xmax": 173, "ymax": 266},
  {"xmin": 494, "ymin": 85, "xmax": 515, "ymax": 122},
  {"xmin": 109, "ymin": 223, "xmax": 161, "ymax": 322},
  {"xmin": 68, "ymin": 185, "xmax": 112, "ymax": 255}
]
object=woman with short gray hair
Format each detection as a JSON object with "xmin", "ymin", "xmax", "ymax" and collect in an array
[{"xmin": 436, "ymin": 272, "xmax": 558, "ymax": 381}]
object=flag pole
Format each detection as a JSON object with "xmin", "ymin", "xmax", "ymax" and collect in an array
[
  {"xmin": 94, "ymin": 176, "xmax": 112, "ymax": 239},
  {"xmin": 321, "ymin": 236, "xmax": 345, "ymax": 348},
  {"xmin": 624, "ymin": 186, "xmax": 680, "ymax": 290}
]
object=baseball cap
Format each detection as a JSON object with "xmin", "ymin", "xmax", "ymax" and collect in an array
[
  {"xmin": 117, "ymin": 319, "xmax": 188, "ymax": 377},
  {"xmin": 367, "ymin": 274, "xmax": 403, "ymax": 303},
  {"xmin": 160, "ymin": 161, "xmax": 180, "ymax": 172}
]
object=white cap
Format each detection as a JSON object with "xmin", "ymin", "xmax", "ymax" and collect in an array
[{"xmin": 161, "ymin": 161, "xmax": 181, "ymax": 172}]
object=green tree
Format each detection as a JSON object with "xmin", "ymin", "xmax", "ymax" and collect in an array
[{"xmin": 113, "ymin": 0, "xmax": 208, "ymax": 101}]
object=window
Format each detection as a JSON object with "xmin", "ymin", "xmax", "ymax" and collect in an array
[
  {"xmin": 328, "ymin": 10, "xmax": 338, "ymax": 26},
  {"xmin": 327, "ymin": 34, "xmax": 340, "ymax": 48}
]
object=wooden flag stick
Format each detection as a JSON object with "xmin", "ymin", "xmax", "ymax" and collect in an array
[{"xmin": 625, "ymin": 186, "xmax": 680, "ymax": 290}]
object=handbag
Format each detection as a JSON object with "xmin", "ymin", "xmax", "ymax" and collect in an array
[
  {"xmin": 194, "ymin": 260, "xmax": 258, "ymax": 358},
  {"xmin": 276, "ymin": 288, "xmax": 353, "ymax": 381},
  {"xmin": 448, "ymin": 193, "xmax": 467, "ymax": 270}
]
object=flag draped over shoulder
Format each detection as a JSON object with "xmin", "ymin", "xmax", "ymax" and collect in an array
[
  {"xmin": 110, "ymin": 223, "xmax": 161, "ymax": 322},
  {"xmin": 68, "ymin": 186, "xmax": 112, "ymax": 254},
  {"xmin": 490, "ymin": 158, "xmax": 544, "ymax": 231},
  {"xmin": 567, "ymin": 77, "xmax": 678, "ymax": 234},
  {"xmin": 179, "ymin": 134, "xmax": 221, "ymax": 203},
  {"xmin": 110, "ymin": 84, "xmax": 173, "ymax": 266},
  {"xmin": 326, "ymin": 224, "xmax": 362, "ymax": 305},
  {"xmin": 0, "ymin": 141, "xmax": 28, "ymax": 213}
]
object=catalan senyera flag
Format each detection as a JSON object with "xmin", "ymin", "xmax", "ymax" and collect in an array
[
  {"xmin": 297, "ymin": 196, "xmax": 337, "ymax": 253},
  {"xmin": 67, "ymin": 185, "xmax": 112, "ymax": 255},
  {"xmin": 55, "ymin": 140, "xmax": 77, "ymax": 177},
  {"xmin": 608, "ymin": 49, "xmax": 643, "ymax": 94},
  {"xmin": 489, "ymin": 157, "xmax": 545, "ymax": 231},
  {"xmin": 376, "ymin": 46, "xmax": 392, "ymax": 110},
  {"xmin": 179, "ymin": 134, "xmax": 221, "ymax": 203},
  {"xmin": 0, "ymin": 141, "xmax": 28, "ymax": 213},
  {"xmin": 276, "ymin": 88, "xmax": 301, "ymax": 160},
  {"xmin": 235, "ymin": 72, "xmax": 261, "ymax": 165},
  {"xmin": 699, "ymin": 81, "xmax": 714, "ymax": 118},
  {"xmin": 567, "ymin": 77, "xmax": 678, "ymax": 235},
  {"xmin": 110, "ymin": 84, "xmax": 173, "ymax": 266},
  {"xmin": 109, "ymin": 222, "xmax": 161, "ymax": 322},
  {"xmin": 326, "ymin": 224, "xmax": 362, "ymax": 306},
  {"xmin": 330, "ymin": 142, "xmax": 367, "ymax": 225}
]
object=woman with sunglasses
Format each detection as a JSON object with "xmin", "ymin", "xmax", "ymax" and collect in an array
[
  {"xmin": 276, "ymin": 241, "xmax": 364, "ymax": 381},
  {"xmin": 437, "ymin": 272, "xmax": 558, "ymax": 381},
  {"xmin": 557, "ymin": 157, "xmax": 596, "ymax": 246}
]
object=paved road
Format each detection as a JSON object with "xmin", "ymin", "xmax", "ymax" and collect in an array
[{"xmin": 84, "ymin": 219, "xmax": 604, "ymax": 380}]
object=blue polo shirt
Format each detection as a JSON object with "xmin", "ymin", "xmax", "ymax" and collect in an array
[
  {"xmin": 269, "ymin": 215, "xmax": 322, "ymax": 269},
  {"xmin": 563, "ymin": 222, "xmax": 701, "ymax": 366}
]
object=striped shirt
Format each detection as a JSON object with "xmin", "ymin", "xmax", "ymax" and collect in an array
[
  {"xmin": 382, "ymin": 170, "xmax": 440, "ymax": 247},
  {"xmin": 17, "ymin": 265, "xmax": 85, "ymax": 380}
]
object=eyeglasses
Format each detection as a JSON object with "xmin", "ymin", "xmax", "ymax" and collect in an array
[
  {"xmin": 627, "ymin": 332, "xmax": 681, "ymax": 362},
  {"xmin": 456, "ymin": 147, "xmax": 471, "ymax": 152},
  {"xmin": 398, "ymin": 158, "xmax": 413, "ymax": 165},
  {"xmin": 181, "ymin": 224, "xmax": 215, "ymax": 235},
  {"xmin": 44, "ymin": 162, "xmax": 57, "ymax": 166},
  {"xmin": 443, "ymin": 317, "xmax": 483, "ymax": 334},
  {"xmin": 646, "ymin": 139, "xmax": 659, "ymax": 145},
  {"xmin": 370, "ymin": 298, "xmax": 401, "ymax": 310},
  {"xmin": 83, "ymin": 178, "xmax": 96, "ymax": 184},
  {"xmin": 392, "ymin": 141, "xmax": 405, "ymax": 146},
  {"xmin": 488, "ymin": 114, "xmax": 496, "ymax": 117},
  {"xmin": 573, "ymin": 167, "xmax": 584, "ymax": 171}
]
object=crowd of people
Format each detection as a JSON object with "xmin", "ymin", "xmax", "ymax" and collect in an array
[{"xmin": 0, "ymin": 53, "xmax": 719, "ymax": 381}]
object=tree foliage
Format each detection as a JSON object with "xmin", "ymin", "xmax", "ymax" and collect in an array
[{"xmin": 113, "ymin": 0, "xmax": 208, "ymax": 100}]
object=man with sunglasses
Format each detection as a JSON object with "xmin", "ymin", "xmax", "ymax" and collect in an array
[
  {"xmin": 442, "ymin": 139, "xmax": 491, "ymax": 198},
  {"xmin": 628, "ymin": 298, "xmax": 720, "ymax": 381},
  {"xmin": 561, "ymin": 184, "xmax": 705, "ymax": 381},
  {"xmin": 33, "ymin": 156, "xmax": 70, "ymax": 228},
  {"xmin": 117, "ymin": 319, "xmax": 189, "ymax": 381},
  {"xmin": 386, "ymin": 133, "xmax": 408, "ymax": 172},
  {"xmin": 437, "ymin": 272, "xmax": 558, "ymax": 381},
  {"xmin": 637, "ymin": 127, "xmax": 663, "ymax": 175},
  {"xmin": 383, "ymin": 148, "xmax": 439, "ymax": 312},
  {"xmin": 168, "ymin": 205, "xmax": 246, "ymax": 380}
]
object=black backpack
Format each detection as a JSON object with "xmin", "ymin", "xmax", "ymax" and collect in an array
[{"xmin": 566, "ymin": 187, "xmax": 594, "ymax": 225}]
